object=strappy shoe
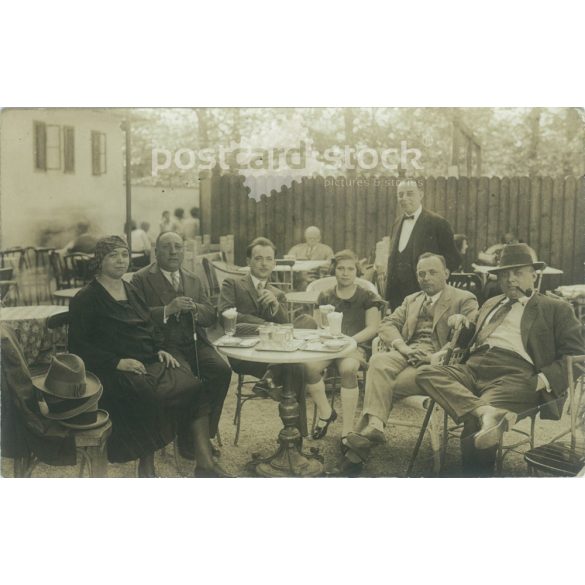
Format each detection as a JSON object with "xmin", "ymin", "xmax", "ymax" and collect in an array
[{"xmin": 312, "ymin": 409, "xmax": 337, "ymax": 440}]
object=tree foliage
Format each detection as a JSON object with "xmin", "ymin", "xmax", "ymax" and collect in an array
[{"xmin": 129, "ymin": 107, "xmax": 584, "ymax": 186}]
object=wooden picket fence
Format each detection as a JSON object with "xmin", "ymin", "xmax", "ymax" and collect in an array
[{"xmin": 206, "ymin": 174, "xmax": 584, "ymax": 285}]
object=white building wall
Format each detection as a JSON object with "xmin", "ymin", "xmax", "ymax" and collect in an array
[{"xmin": 0, "ymin": 108, "xmax": 125, "ymax": 248}]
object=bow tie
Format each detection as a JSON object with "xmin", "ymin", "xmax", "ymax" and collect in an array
[{"xmin": 404, "ymin": 214, "xmax": 415, "ymax": 220}]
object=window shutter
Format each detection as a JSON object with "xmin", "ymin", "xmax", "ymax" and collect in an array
[
  {"xmin": 34, "ymin": 121, "xmax": 47, "ymax": 170},
  {"xmin": 63, "ymin": 126, "xmax": 75, "ymax": 173}
]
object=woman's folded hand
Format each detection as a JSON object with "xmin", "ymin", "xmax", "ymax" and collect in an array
[
  {"xmin": 158, "ymin": 350, "xmax": 179, "ymax": 369},
  {"xmin": 117, "ymin": 358, "xmax": 147, "ymax": 374}
]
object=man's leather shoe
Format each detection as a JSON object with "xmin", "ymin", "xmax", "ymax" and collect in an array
[
  {"xmin": 325, "ymin": 458, "xmax": 364, "ymax": 477},
  {"xmin": 360, "ymin": 425, "xmax": 386, "ymax": 444},
  {"xmin": 474, "ymin": 408, "xmax": 516, "ymax": 450},
  {"xmin": 194, "ymin": 463, "xmax": 236, "ymax": 478},
  {"xmin": 345, "ymin": 432, "xmax": 373, "ymax": 463}
]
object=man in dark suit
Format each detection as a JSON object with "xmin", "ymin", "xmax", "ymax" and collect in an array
[
  {"xmin": 416, "ymin": 244, "xmax": 584, "ymax": 475},
  {"xmin": 131, "ymin": 231, "xmax": 232, "ymax": 459},
  {"xmin": 217, "ymin": 237, "xmax": 289, "ymax": 396},
  {"xmin": 385, "ymin": 178, "xmax": 460, "ymax": 311}
]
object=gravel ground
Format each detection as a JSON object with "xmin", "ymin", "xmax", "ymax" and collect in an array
[{"xmin": 1, "ymin": 374, "xmax": 571, "ymax": 478}]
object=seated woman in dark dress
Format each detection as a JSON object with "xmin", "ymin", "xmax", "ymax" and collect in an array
[
  {"xmin": 304, "ymin": 250, "xmax": 384, "ymax": 447},
  {"xmin": 68, "ymin": 236, "xmax": 232, "ymax": 477}
]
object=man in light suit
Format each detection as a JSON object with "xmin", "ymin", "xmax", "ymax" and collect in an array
[
  {"xmin": 417, "ymin": 244, "xmax": 584, "ymax": 475},
  {"xmin": 217, "ymin": 237, "xmax": 289, "ymax": 396},
  {"xmin": 385, "ymin": 179, "xmax": 460, "ymax": 311},
  {"xmin": 343, "ymin": 253, "xmax": 478, "ymax": 468},
  {"xmin": 131, "ymin": 231, "xmax": 232, "ymax": 461}
]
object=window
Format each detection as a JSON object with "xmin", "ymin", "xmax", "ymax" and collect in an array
[
  {"xmin": 45, "ymin": 125, "xmax": 61, "ymax": 169},
  {"xmin": 91, "ymin": 131, "xmax": 107, "ymax": 175},
  {"xmin": 33, "ymin": 121, "xmax": 74, "ymax": 172},
  {"xmin": 63, "ymin": 126, "xmax": 75, "ymax": 173}
]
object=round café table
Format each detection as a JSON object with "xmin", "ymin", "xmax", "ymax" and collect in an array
[
  {"xmin": 0, "ymin": 305, "xmax": 68, "ymax": 364},
  {"xmin": 216, "ymin": 330, "xmax": 357, "ymax": 477}
]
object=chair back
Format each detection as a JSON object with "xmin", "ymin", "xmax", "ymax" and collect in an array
[
  {"xmin": 0, "ymin": 247, "xmax": 25, "ymax": 270},
  {"xmin": 201, "ymin": 257, "xmax": 220, "ymax": 298},
  {"xmin": 448, "ymin": 272, "xmax": 483, "ymax": 303},
  {"xmin": 47, "ymin": 311, "xmax": 71, "ymax": 331},
  {"xmin": 566, "ymin": 355, "xmax": 585, "ymax": 449},
  {"xmin": 49, "ymin": 251, "xmax": 67, "ymax": 289},
  {"xmin": 210, "ymin": 260, "xmax": 248, "ymax": 289},
  {"xmin": 0, "ymin": 267, "xmax": 14, "ymax": 281},
  {"xmin": 307, "ymin": 276, "xmax": 379, "ymax": 295},
  {"xmin": 0, "ymin": 267, "xmax": 16, "ymax": 304},
  {"xmin": 63, "ymin": 253, "xmax": 92, "ymax": 286},
  {"xmin": 21, "ymin": 246, "xmax": 37, "ymax": 270}
]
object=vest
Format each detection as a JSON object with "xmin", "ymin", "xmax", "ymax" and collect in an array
[
  {"xmin": 410, "ymin": 300, "xmax": 435, "ymax": 348},
  {"xmin": 390, "ymin": 221, "xmax": 416, "ymax": 284}
]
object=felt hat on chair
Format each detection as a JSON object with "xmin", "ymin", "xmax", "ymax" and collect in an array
[
  {"xmin": 39, "ymin": 385, "xmax": 103, "ymax": 421},
  {"xmin": 59, "ymin": 408, "xmax": 109, "ymax": 431},
  {"xmin": 487, "ymin": 243, "xmax": 545, "ymax": 274},
  {"xmin": 32, "ymin": 353, "xmax": 101, "ymax": 399}
]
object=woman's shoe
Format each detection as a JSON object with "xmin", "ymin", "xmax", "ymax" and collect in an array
[{"xmin": 312, "ymin": 409, "xmax": 337, "ymax": 440}]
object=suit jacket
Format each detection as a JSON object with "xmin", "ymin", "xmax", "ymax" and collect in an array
[
  {"xmin": 130, "ymin": 263, "xmax": 217, "ymax": 348},
  {"xmin": 218, "ymin": 274, "xmax": 288, "ymax": 326},
  {"xmin": 385, "ymin": 208, "xmax": 460, "ymax": 299},
  {"xmin": 379, "ymin": 285, "xmax": 479, "ymax": 351},
  {"xmin": 468, "ymin": 293, "xmax": 584, "ymax": 419}
]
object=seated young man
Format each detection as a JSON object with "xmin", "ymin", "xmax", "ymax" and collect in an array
[{"xmin": 217, "ymin": 237, "xmax": 290, "ymax": 398}]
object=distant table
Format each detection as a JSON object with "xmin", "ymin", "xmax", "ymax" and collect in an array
[
  {"xmin": 473, "ymin": 264, "xmax": 564, "ymax": 289},
  {"xmin": 273, "ymin": 260, "xmax": 330, "ymax": 290},
  {"xmin": 53, "ymin": 287, "xmax": 82, "ymax": 305},
  {"xmin": 216, "ymin": 330, "xmax": 357, "ymax": 477},
  {"xmin": 1, "ymin": 305, "xmax": 68, "ymax": 364}
]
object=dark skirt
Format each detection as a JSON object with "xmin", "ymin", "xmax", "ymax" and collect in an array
[{"xmin": 97, "ymin": 359, "xmax": 203, "ymax": 463}]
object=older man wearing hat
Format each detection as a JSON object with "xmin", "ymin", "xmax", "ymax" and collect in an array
[{"xmin": 416, "ymin": 243, "xmax": 584, "ymax": 476}]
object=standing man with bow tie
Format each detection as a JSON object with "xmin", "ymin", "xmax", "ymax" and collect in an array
[
  {"xmin": 416, "ymin": 244, "xmax": 584, "ymax": 476},
  {"xmin": 385, "ymin": 179, "xmax": 460, "ymax": 311},
  {"xmin": 131, "ymin": 231, "xmax": 232, "ymax": 469}
]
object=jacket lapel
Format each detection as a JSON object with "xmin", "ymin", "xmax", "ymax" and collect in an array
[
  {"xmin": 390, "ymin": 216, "xmax": 403, "ymax": 253},
  {"xmin": 148, "ymin": 264, "xmax": 177, "ymax": 306},
  {"xmin": 181, "ymin": 269, "xmax": 196, "ymax": 300},
  {"xmin": 242, "ymin": 274, "xmax": 260, "ymax": 311},
  {"xmin": 521, "ymin": 295, "xmax": 539, "ymax": 349},
  {"xmin": 471, "ymin": 295, "xmax": 505, "ymax": 343},
  {"xmin": 406, "ymin": 292, "xmax": 425, "ymax": 340},
  {"xmin": 432, "ymin": 286, "xmax": 451, "ymax": 331}
]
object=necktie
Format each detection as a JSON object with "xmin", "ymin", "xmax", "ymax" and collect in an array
[
  {"xmin": 404, "ymin": 214, "xmax": 415, "ymax": 220},
  {"xmin": 475, "ymin": 299, "xmax": 518, "ymax": 346},
  {"xmin": 420, "ymin": 297, "xmax": 433, "ymax": 316},
  {"xmin": 257, "ymin": 281, "xmax": 264, "ymax": 293},
  {"xmin": 171, "ymin": 271, "xmax": 181, "ymax": 292}
]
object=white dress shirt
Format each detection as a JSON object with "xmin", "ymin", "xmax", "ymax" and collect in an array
[
  {"xmin": 160, "ymin": 268, "xmax": 181, "ymax": 323},
  {"xmin": 398, "ymin": 205, "xmax": 423, "ymax": 252},
  {"xmin": 483, "ymin": 295, "xmax": 551, "ymax": 391},
  {"xmin": 250, "ymin": 275, "xmax": 278, "ymax": 316},
  {"xmin": 250, "ymin": 275, "xmax": 268, "ymax": 291}
]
